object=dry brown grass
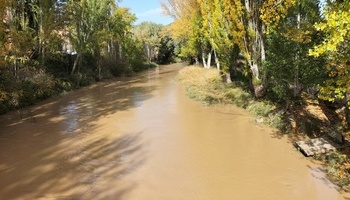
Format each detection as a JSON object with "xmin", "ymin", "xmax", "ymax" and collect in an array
[{"xmin": 177, "ymin": 66, "xmax": 285, "ymax": 128}]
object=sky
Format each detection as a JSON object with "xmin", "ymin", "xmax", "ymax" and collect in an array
[{"xmin": 118, "ymin": 0, "xmax": 174, "ymax": 25}]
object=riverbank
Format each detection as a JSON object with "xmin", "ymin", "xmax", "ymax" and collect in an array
[
  {"xmin": 0, "ymin": 61, "xmax": 158, "ymax": 115},
  {"xmin": 177, "ymin": 65, "xmax": 350, "ymax": 188}
]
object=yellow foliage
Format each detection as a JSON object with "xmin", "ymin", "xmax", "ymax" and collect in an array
[
  {"xmin": 309, "ymin": 3, "xmax": 350, "ymax": 57},
  {"xmin": 260, "ymin": 0, "xmax": 297, "ymax": 34},
  {"xmin": 309, "ymin": 2, "xmax": 350, "ymax": 103}
]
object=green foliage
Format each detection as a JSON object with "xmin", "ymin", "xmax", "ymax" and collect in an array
[
  {"xmin": 263, "ymin": 0, "xmax": 326, "ymax": 102},
  {"xmin": 121, "ymin": 36, "xmax": 147, "ymax": 73},
  {"xmin": 162, "ymin": 0, "xmax": 202, "ymax": 61},
  {"xmin": 133, "ymin": 22, "xmax": 163, "ymax": 62},
  {"xmin": 0, "ymin": 0, "xmax": 153, "ymax": 114},
  {"xmin": 224, "ymin": 86, "xmax": 252, "ymax": 108},
  {"xmin": 247, "ymin": 101, "xmax": 276, "ymax": 117},
  {"xmin": 157, "ymin": 36, "xmax": 176, "ymax": 64},
  {"xmin": 316, "ymin": 152, "xmax": 350, "ymax": 186},
  {"xmin": 264, "ymin": 33, "xmax": 327, "ymax": 102},
  {"xmin": 309, "ymin": 1, "xmax": 350, "ymax": 103},
  {"xmin": 0, "ymin": 66, "xmax": 58, "ymax": 113}
]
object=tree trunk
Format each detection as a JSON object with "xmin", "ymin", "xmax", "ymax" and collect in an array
[
  {"xmin": 213, "ymin": 49, "xmax": 220, "ymax": 70},
  {"xmin": 250, "ymin": 62, "xmax": 259, "ymax": 80},
  {"xmin": 39, "ymin": 4, "xmax": 45, "ymax": 66},
  {"xmin": 206, "ymin": 50, "xmax": 212, "ymax": 69},
  {"xmin": 71, "ymin": 53, "xmax": 80, "ymax": 75},
  {"xmin": 202, "ymin": 51, "xmax": 208, "ymax": 68},
  {"xmin": 147, "ymin": 45, "xmax": 151, "ymax": 62},
  {"xmin": 195, "ymin": 57, "xmax": 199, "ymax": 65},
  {"xmin": 225, "ymin": 72, "xmax": 232, "ymax": 83},
  {"xmin": 294, "ymin": 3, "xmax": 302, "ymax": 97},
  {"xmin": 346, "ymin": 94, "xmax": 350, "ymax": 129},
  {"xmin": 244, "ymin": 0, "xmax": 265, "ymax": 98}
]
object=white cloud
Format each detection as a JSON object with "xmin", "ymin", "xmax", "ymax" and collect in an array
[
  {"xmin": 134, "ymin": 7, "xmax": 173, "ymax": 25},
  {"xmin": 136, "ymin": 8, "xmax": 164, "ymax": 18}
]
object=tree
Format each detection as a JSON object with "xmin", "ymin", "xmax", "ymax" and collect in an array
[
  {"xmin": 263, "ymin": 0, "xmax": 326, "ymax": 102},
  {"xmin": 66, "ymin": 0, "xmax": 119, "ymax": 75},
  {"xmin": 162, "ymin": 0, "xmax": 204, "ymax": 64},
  {"xmin": 31, "ymin": 0, "xmax": 62, "ymax": 66},
  {"xmin": 157, "ymin": 26, "xmax": 176, "ymax": 64},
  {"xmin": 240, "ymin": 0, "xmax": 266, "ymax": 96},
  {"xmin": 133, "ymin": 22, "xmax": 163, "ymax": 62},
  {"xmin": 309, "ymin": 0, "xmax": 350, "ymax": 103},
  {"xmin": 0, "ymin": 0, "xmax": 146, "ymax": 113}
]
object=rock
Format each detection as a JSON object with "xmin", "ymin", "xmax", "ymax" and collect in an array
[{"xmin": 256, "ymin": 117, "xmax": 264, "ymax": 124}]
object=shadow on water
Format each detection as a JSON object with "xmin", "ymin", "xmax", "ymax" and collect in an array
[
  {"xmin": 0, "ymin": 64, "xmax": 187, "ymax": 199},
  {"xmin": 0, "ymin": 132, "xmax": 146, "ymax": 199}
]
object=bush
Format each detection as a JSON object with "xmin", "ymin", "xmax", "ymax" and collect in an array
[
  {"xmin": 318, "ymin": 152, "xmax": 350, "ymax": 186},
  {"xmin": 224, "ymin": 86, "xmax": 252, "ymax": 108},
  {"xmin": 247, "ymin": 101, "xmax": 276, "ymax": 117},
  {"xmin": 136, "ymin": 62, "xmax": 158, "ymax": 72}
]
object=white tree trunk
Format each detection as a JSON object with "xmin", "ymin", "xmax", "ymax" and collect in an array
[
  {"xmin": 225, "ymin": 72, "xmax": 232, "ymax": 83},
  {"xmin": 250, "ymin": 62, "xmax": 259, "ymax": 80},
  {"xmin": 243, "ymin": 0, "xmax": 266, "ymax": 97},
  {"xmin": 206, "ymin": 50, "xmax": 212, "ymax": 69},
  {"xmin": 213, "ymin": 49, "xmax": 220, "ymax": 70},
  {"xmin": 195, "ymin": 57, "xmax": 199, "ymax": 65},
  {"xmin": 202, "ymin": 51, "xmax": 208, "ymax": 68}
]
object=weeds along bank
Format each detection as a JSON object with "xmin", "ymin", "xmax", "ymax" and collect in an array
[
  {"xmin": 177, "ymin": 65, "xmax": 350, "ymax": 189},
  {"xmin": 177, "ymin": 66, "xmax": 286, "ymax": 130},
  {"xmin": 0, "ymin": 61, "xmax": 158, "ymax": 115}
]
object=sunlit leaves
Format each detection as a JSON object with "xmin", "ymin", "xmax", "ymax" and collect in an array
[
  {"xmin": 310, "ymin": 6, "xmax": 350, "ymax": 57},
  {"xmin": 162, "ymin": 0, "xmax": 203, "ymax": 59},
  {"xmin": 309, "ymin": 1, "xmax": 350, "ymax": 103},
  {"xmin": 260, "ymin": 0, "xmax": 297, "ymax": 34}
]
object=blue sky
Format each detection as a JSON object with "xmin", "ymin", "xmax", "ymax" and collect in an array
[{"xmin": 118, "ymin": 0, "xmax": 174, "ymax": 25}]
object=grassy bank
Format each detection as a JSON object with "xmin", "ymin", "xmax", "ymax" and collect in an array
[
  {"xmin": 177, "ymin": 66, "xmax": 286, "ymax": 130},
  {"xmin": 177, "ymin": 65, "xmax": 350, "ymax": 188}
]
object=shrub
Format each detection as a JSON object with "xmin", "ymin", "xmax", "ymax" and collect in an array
[
  {"xmin": 320, "ymin": 152, "xmax": 350, "ymax": 186},
  {"xmin": 247, "ymin": 101, "xmax": 276, "ymax": 117},
  {"xmin": 224, "ymin": 87, "xmax": 252, "ymax": 108}
]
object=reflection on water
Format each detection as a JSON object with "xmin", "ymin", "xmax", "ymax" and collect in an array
[
  {"xmin": 132, "ymin": 91, "xmax": 150, "ymax": 107},
  {"xmin": 0, "ymin": 63, "xmax": 349, "ymax": 200},
  {"xmin": 59, "ymin": 95, "xmax": 98, "ymax": 134},
  {"xmin": 60, "ymin": 101, "xmax": 79, "ymax": 134}
]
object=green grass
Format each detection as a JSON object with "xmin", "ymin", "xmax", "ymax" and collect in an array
[
  {"xmin": 315, "ymin": 152, "xmax": 350, "ymax": 187},
  {"xmin": 177, "ymin": 66, "xmax": 286, "ymax": 129}
]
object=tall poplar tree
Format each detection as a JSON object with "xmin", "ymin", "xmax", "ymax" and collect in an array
[
  {"xmin": 310, "ymin": 0, "xmax": 350, "ymax": 103},
  {"xmin": 262, "ymin": 0, "xmax": 325, "ymax": 101}
]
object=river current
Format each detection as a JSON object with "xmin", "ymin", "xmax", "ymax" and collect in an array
[{"xmin": 0, "ymin": 63, "xmax": 348, "ymax": 199}]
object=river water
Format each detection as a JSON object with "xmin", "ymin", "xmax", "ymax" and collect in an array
[{"xmin": 0, "ymin": 63, "xmax": 348, "ymax": 200}]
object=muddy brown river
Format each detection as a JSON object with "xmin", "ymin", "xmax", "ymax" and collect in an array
[{"xmin": 0, "ymin": 63, "xmax": 349, "ymax": 200}]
